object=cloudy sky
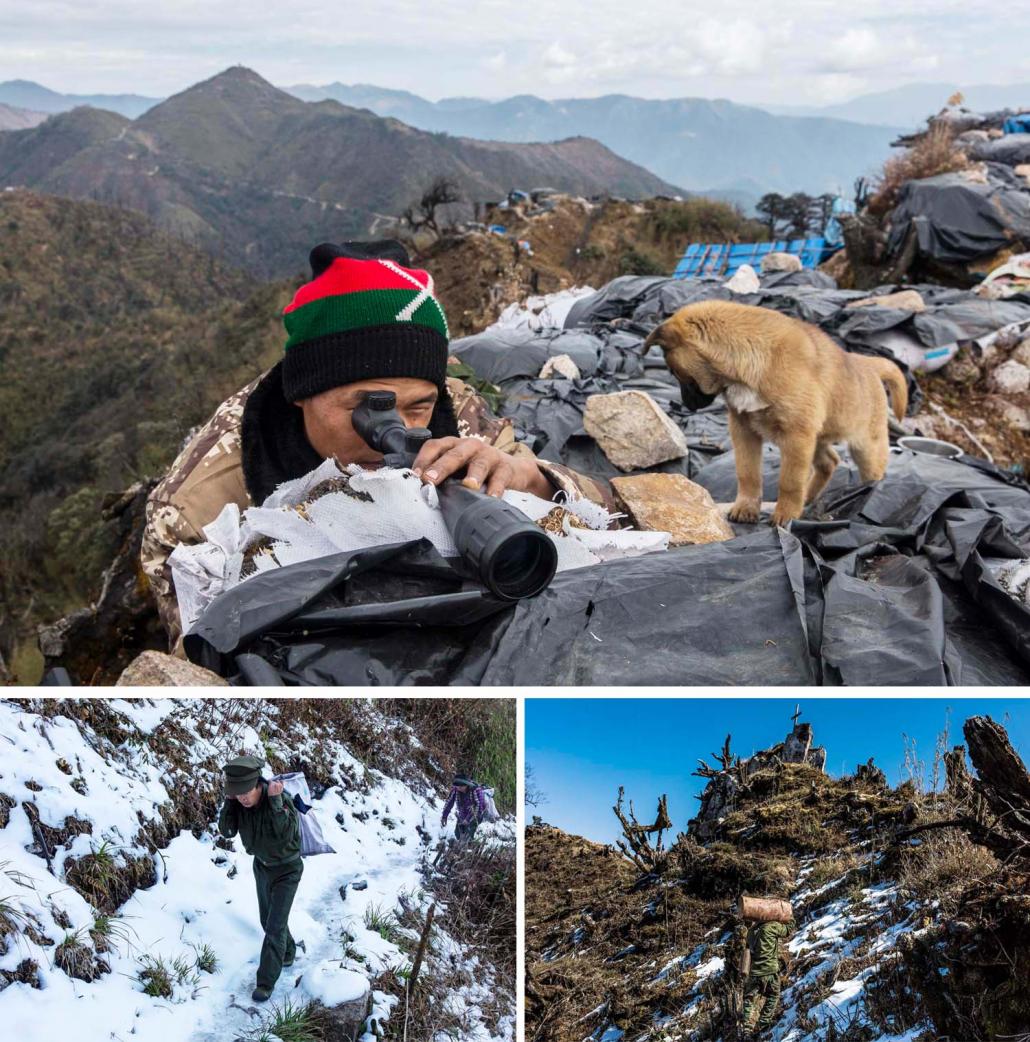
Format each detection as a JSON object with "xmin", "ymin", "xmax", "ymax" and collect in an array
[{"xmin": 1, "ymin": 0, "xmax": 1026, "ymax": 105}]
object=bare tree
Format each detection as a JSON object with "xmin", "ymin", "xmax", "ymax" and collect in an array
[
  {"xmin": 613, "ymin": 787, "xmax": 672, "ymax": 873},
  {"xmin": 526, "ymin": 763, "xmax": 548, "ymax": 809},
  {"xmin": 401, "ymin": 177, "xmax": 462, "ymax": 235}
]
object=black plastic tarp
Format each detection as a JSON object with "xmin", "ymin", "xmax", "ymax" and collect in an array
[
  {"xmin": 886, "ymin": 164, "xmax": 1030, "ymax": 264},
  {"xmin": 183, "ymin": 451, "xmax": 1030, "ymax": 686}
]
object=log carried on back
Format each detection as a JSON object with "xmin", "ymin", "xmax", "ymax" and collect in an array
[{"xmin": 739, "ymin": 895, "xmax": 794, "ymax": 923}]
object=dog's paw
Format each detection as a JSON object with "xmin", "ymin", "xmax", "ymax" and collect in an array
[
  {"xmin": 770, "ymin": 506, "xmax": 800, "ymax": 528},
  {"xmin": 727, "ymin": 500, "xmax": 761, "ymax": 524}
]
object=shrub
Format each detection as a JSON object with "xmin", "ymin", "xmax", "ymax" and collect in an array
[
  {"xmin": 254, "ymin": 999, "xmax": 326, "ymax": 1042},
  {"xmin": 191, "ymin": 941, "xmax": 218, "ymax": 974},
  {"xmin": 867, "ymin": 123, "xmax": 969, "ymax": 218},
  {"xmin": 134, "ymin": 953, "xmax": 174, "ymax": 998}
]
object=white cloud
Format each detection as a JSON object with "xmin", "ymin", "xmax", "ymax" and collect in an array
[
  {"xmin": 825, "ymin": 28, "xmax": 883, "ymax": 72},
  {"xmin": 0, "ymin": 0, "xmax": 1024, "ymax": 107},
  {"xmin": 543, "ymin": 42, "xmax": 577, "ymax": 68}
]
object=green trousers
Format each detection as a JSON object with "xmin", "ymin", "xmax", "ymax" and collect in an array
[
  {"xmin": 455, "ymin": 821, "xmax": 478, "ymax": 843},
  {"xmin": 743, "ymin": 972, "xmax": 782, "ymax": 1031},
  {"xmin": 254, "ymin": 857, "xmax": 303, "ymax": 990}
]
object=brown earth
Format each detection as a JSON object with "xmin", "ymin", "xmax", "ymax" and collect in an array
[{"xmin": 422, "ymin": 194, "xmax": 766, "ymax": 337}]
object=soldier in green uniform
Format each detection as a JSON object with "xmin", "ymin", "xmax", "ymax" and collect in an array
[
  {"xmin": 218, "ymin": 755, "xmax": 303, "ymax": 1002},
  {"xmin": 742, "ymin": 917, "xmax": 793, "ymax": 1037}
]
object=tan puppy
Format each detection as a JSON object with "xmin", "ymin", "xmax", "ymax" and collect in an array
[{"xmin": 644, "ymin": 300, "xmax": 907, "ymax": 526}]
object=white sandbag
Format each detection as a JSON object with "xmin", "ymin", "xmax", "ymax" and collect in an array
[{"xmin": 273, "ymin": 772, "xmax": 335, "ymax": 857}]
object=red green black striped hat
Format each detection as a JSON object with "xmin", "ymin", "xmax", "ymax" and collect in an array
[{"xmin": 281, "ymin": 241, "xmax": 450, "ymax": 403}]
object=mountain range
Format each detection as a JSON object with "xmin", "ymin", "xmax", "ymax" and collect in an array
[
  {"xmin": 0, "ymin": 103, "xmax": 47, "ymax": 131},
  {"xmin": 284, "ymin": 83, "xmax": 903, "ymax": 197},
  {"xmin": 0, "ymin": 67, "xmax": 677, "ymax": 278},
  {"xmin": 0, "ymin": 78, "xmax": 159, "ymax": 118},
  {"xmin": 766, "ymin": 80, "xmax": 1030, "ymax": 126}
]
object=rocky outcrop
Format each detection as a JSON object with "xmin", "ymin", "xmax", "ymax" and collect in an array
[
  {"xmin": 116, "ymin": 651, "xmax": 227, "ymax": 687},
  {"xmin": 611, "ymin": 474, "xmax": 734, "ymax": 545},
  {"xmin": 37, "ymin": 481, "xmax": 164, "ymax": 685},
  {"xmin": 583, "ymin": 390, "xmax": 688, "ymax": 471}
]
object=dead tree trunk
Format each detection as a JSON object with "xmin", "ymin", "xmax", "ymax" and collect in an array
[
  {"xmin": 613, "ymin": 788, "xmax": 671, "ymax": 873},
  {"xmin": 894, "ymin": 717, "xmax": 1030, "ymax": 861}
]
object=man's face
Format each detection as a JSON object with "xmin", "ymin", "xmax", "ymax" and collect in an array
[
  {"xmin": 297, "ymin": 377, "xmax": 438, "ymax": 465},
  {"xmin": 236, "ymin": 783, "xmax": 263, "ymax": 808}
]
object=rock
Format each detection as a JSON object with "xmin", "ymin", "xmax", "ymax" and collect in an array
[
  {"xmin": 846, "ymin": 289, "xmax": 926, "ymax": 312},
  {"xmin": 116, "ymin": 651, "xmax": 228, "ymax": 687},
  {"xmin": 945, "ymin": 353, "xmax": 982, "ymax": 386},
  {"xmin": 991, "ymin": 396, "xmax": 1030, "ymax": 433},
  {"xmin": 1011, "ymin": 339, "xmax": 1030, "ymax": 368},
  {"xmin": 724, "ymin": 263, "xmax": 760, "ymax": 293},
  {"xmin": 782, "ymin": 723, "xmax": 814, "ymax": 763},
  {"xmin": 583, "ymin": 391, "xmax": 688, "ymax": 471},
  {"xmin": 760, "ymin": 251, "xmax": 803, "ymax": 274},
  {"xmin": 314, "ymin": 979, "xmax": 373, "ymax": 1042},
  {"xmin": 38, "ymin": 480, "xmax": 166, "ymax": 685},
  {"xmin": 988, "ymin": 359, "xmax": 1030, "ymax": 394},
  {"xmin": 610, "ymin": 474, "xmax": 734, "ymax": 545},
  {"xmin": 539, "ymin": 353, "xmax": 581, "ymax": 380}
]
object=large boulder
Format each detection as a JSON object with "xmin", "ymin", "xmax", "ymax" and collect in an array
[
  {"xmin": 116, "ymin": 650, "xmax": 227, "ymax": 687},
  {"xmin": 610, "ymin": 474, "xmax": 734, "ymax": 545},
  {"xmin": 583, "ymin": 391, "xmax": 688, "ymax": 471},
  {"xmin": 988, "ymin": 359, "xmax": 1030, "ymax": 394},
  {"xmin": 306, "ymin": 965, "xmax": 372, "ymax": 1042},
  {"xmin": 760, "ymin": 252, "xmax": 803, "ymax": 274}
]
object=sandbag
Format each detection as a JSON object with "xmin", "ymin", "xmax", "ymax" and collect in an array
[{"xmin": 272, "ymin": 772, "xmax": 335, "ymax": 856}]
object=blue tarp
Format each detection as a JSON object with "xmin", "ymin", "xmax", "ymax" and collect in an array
[
  {"xmin": 673, "ymin": 238, "xmax": 834, "ymax": 278},
  {"xmin": 1002, "ymin": 114, "xmax": 1030, "ymax": 135}
]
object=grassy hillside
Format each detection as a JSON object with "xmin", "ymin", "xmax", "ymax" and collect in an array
[
  {"xmin": 0, "ymin": 68, "xmax": 681, "ymax": 278},
  {"xmin": 526, "ymin": 719, "xmax": 1030, "ymax": 1041},
  {"xmin": 0, "ymin": 189, "xmax": 294, "ymax": 663}
]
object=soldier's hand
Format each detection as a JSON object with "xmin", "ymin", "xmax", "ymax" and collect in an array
[
  {"xmin": 412, "ymin": 438, "xmax": 552, "ymax": 499},
  {"xmin": 267, "ymin": 780, "xmax": 284, "ymax": 797}
]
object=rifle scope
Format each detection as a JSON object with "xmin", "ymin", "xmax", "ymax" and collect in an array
[{"xmin": 351, "ymin": 391, "xmax": 558, "ymax": 601}]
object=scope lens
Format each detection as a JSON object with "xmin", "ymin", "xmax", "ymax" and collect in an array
[{"xmin": 486, "ymin": 531, "xmax": 557, "ymax": 600}]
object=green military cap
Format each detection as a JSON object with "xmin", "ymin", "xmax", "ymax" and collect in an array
[{"xmin": 223, "ymin": 754, "xmax": 265, "ymax": 796}]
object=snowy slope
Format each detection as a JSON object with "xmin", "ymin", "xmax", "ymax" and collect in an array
[{"xmin": 0, "ymin": 699, "xmax": 514, "ymax": 1042}]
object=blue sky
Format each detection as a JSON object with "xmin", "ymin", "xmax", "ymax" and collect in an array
[
  {"xmin": 526, "ymin": 698, "xmax": 1030, "ymax": 845},
  {"xmin": 0, "ymin": 1, "xmax": 1026, "ymax": 106}
]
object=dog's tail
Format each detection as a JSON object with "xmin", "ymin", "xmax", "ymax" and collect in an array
[
  {"xmin": 642, "ymin": 323, "xmax": 665, "ymax": 351},
  {"xmin": 870, "ymin": 357, "xmax": 908, "ymax": 420}
]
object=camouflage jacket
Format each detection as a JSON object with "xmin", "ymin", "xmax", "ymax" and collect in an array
[
  {"xmin": 141, "ymin": 373, "xmax": 614, "ymax": 650},
  {"xmin": 747, "ymin": 921, "xmax": 792, "ymax": 978}
]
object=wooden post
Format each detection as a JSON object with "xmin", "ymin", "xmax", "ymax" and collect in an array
[{"xmin": 407, "ymin": 902, "xmax": 437, "ymax": 996}]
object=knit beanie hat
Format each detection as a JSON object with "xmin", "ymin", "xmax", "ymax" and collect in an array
[{"xmin": 281, "ymin": 241, "xmax": 451, "ymax": 404}]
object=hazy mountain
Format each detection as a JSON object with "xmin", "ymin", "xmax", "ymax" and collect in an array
[
  {"xmin": 0, "ymin": 103, "xmax": 47, "ymax": 131},
  {"xmin": 0, "ymin": 79, "xmax": 159, "ymax": 118},
  {"xmin": 283, "ymin": 83, "xmax": 904, "ymax": 197},
  {"xmin": 0, "ymin": 67, "xmax": 680, "ymax": 278},
  {"xmin": 768, "ymin": 81, "xmax": 1030, "ymax": 129}
]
